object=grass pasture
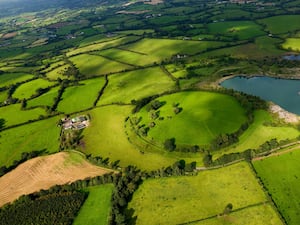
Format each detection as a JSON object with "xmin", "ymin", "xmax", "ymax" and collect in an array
[
  {"xmin": 253, "ymin": 148, "xmax": 300, "ymax": 225},
  {"xmin": 70, "ymin": 54, "xmax": 132, "ymax": 77},
  {"xmin": 0, "ymin": 103, "xmax": 46, "ymax": 127},
  {"xmin": 0, "ymin": 116, "xmax": 60, "ymax": 167},
  {"xmin": 57, "ymin": 77, "xmax": 106, "ymax": 114},
  {"xmin": 129, "ymin": 162, "xmax": 269, "ymax": 225},
  {"xmin": 73, "ymin": 184, "xmax": 114, "ymax": 225},
  {"xmin": 122, "ymin": 38, "xmax": 225, "ymax": 62},
  {"xmin": 46, "ymin": 64, "xmax": 72, "ymax": 80},
  {"xmin": 282, "ymin": 38, "xmax": 300, "ymax": 51},
  {"xmin": 26, "ymin": 86, "xmax": 60, "ymax": 108},
  {"xmin": 190, "ymin": 204, "xmax": 283, "ymax": 225},
  {"xmin": 207, "ymin": 21, "xmax": 265, "ymax": 40},
  {"xmin": 258, "ymin": 15, "xmax": 300, "ymax": 34},
  {"xmin": 135, "ymin": 91, "xmax": 247, "ymax": 146},
  {"xmin": 0, "ymin": 91, "xmax": 7, "ymax": 103},
  {"xmin": 0, "ymin": 72, "xmax": 33, "ymax": 88},
  {"xmin": 99, "ymin": 67, "xmax": 175, "ymax": 105},
  {"xmin": 217, "ymin": 110, "xmax": 300, "ymax": 157},
  {"xmin": 13, "ymin": 79, "xmax": 55, "ymax": 100}
]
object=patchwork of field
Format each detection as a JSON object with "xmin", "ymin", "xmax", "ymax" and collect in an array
[
  {"xmin": 253, "ymin": 148, "xmax": 300, "ymax": 225},
  {"xmin": 0, "ymin": 116, "xmax": 61, "ymax": 167},
  {"xmin": 98, "ymin": 67, "xmax": 175, "ymax": 105},
  {"xmin": 73, "ymin": 184, "xmax": 114, "ymax": 225},
  {"xmin": 70, "ymin": 54, "xmax": 132, "ymax": 77},
  {"xmin": 135, "ymin": 91, "xmax": 247, "ymax": 146},
  {"xmin": 0, "ymin": 151, "xmax": 113, "ymax": 207},
  {"xmin": 0, "ymin": 72, "xmax": 33, "ymax": 88},
  {"xmin": 57, "ymin": 77, "xmax": 106, "ymax": 113},
  {"xmin": 129, "ymin": 162, "xmax": 278, "ymax": 225},
  {"xmin": 207, "ymin": 21, "xmax": 265, "ymax": 40},
  {"xmin": 12, "ymin": 78, "xmax": 56, "ymax": 99},
  {"xmin": 0, "ymin": 103, "xmax": 46, "ymax": 127}
]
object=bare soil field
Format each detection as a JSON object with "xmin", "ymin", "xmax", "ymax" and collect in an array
[{"xmin": 0, "ymin": 152, "xmax": 113, "ymax": 207}]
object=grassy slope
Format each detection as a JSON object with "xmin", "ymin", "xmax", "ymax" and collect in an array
[
  {"xmin": 129, "ymin": 162, "xmax": 268, "ymax": 225},
  {"xmin": 26, "ymin": 86, "xmax": 60, "ymax": 108},
  {"xmin": 282, "ymin": 38, "xmax": 300, "ymax": 51},
  {"xmin": 70, "ymin": 54, "xmax": 132, "ymax": 77},
  {"xmin": 57, "ymin": 77, "xmax": 106, "ymax": 114},
  {"xmin": 0, "ymin": 73, "xmax": 33, "ymax": 88},
  {"xmin": 0, "ymin": 104, "xmax": 46, "ymax": 127},
  {"xmin": 137, "ymin": 91, "xmax": 247, "ymax": 146},
  {"xmin": 73, "ymin": 184, "xmax": 113, "ymax": 225},
  {"xmin": 207, "ymin": 21, "xmax": 265, "ymax": 40},
  {"xmin": 215, "ymin": 110, "xmax": 300, "ymax": 157},
  {"xmin": 258, "ymin": 15, "xmax": 300, "ymax": 34},
  {"xmin": 253, "ymin": 148, "xmax": 300, "ymax": 225},
  {"xmin": 46, "ymin": 64, "xmax": 72, "ymax": 80},
  {"xmin": 81, "ymin": 105, "xmax": 200, "ymax": 170},
  {"xmin": 13, "ymin": 79, "xmax": 55, "ymax": 99},
  {"xmin": 0, "ymin": 116, "xmax": 60, "ymax": 167},
  {"xmin": 99, "ymin": 67, "xmax": 175, "ymax": 105}
]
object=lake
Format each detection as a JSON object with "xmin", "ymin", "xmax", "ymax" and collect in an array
[{"xmin": 221, "ymin": 76, "xmax": 300, "ymax": 115}]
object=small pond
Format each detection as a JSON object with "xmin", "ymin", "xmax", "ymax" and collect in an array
[
  {"xmin": 283, "ymin": 54, "xmax": 300, "ymax": 61},
  {"xmin": 221, "ymin": 76, "xmax": 300, "ymax": 115}
]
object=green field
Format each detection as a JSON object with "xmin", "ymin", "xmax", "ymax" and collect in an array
[
  {"xmin": 0, "ymin": 72, "xmax": 33, "ymax": 88},
  {"xmin": 0, "ymin": 116, "xmax": 60, "ymax": 167},
  {"xmin": 57, "ymin": 77, "xmax": 106, "ymax": 113},
  {"xmin": 0, "ymin": 91, "xmax": 7, "ymax": 103},
  {"xmin": 46, "ymin": 64, "xmax": 72, "ymax": 80},
  {"xmin": 259, "ymin": 15, "xmax": 300, "ymax": 34},
  {"xmin": 0, "ymin": 104, "xmax": 47, "ymax": 127},
  {"xmin": 122, "ymin": 38, "xmax": 225, "ymax": 62},
  {"xmin": 98, "ymin": 67, "xmax": 175, "ymax": 105},
  {"xmin": 26, "ymin": 86, "xmax": 60, "ymax": 108},
  {"xmin": 129, "ymin": 162, "xmax": 269, "ymax": 225},
  {"xmin": 253, "ymin": 148, "xmax": 300, "ymax": 225},
  {"xmin": 217, "ymin": 110, "xmax": 300, "ymax": 157},
  {"xmin": 282, "ymin": 38, "xmax": 300, "ymax": 51},
  {"xmin": 135, "ymin": 91, "xmax": 247, "ymax": 146},
  {"xmin": 81, "ymin": 105, "xmax": 200, "ymax": 170},
  {"xmin": 190, "ymin": 204, "xmax": 283, "ymax": 225},
  {"xmin": 73, "ymin": 184, "xmax": 114, "ymax": 225},
  {"xmin": 70, "ymin": 54, "xmax": 132, "ymax": 77},
  {"xmin": 13, "ymin": 79, "xmax": 56, "ymax": 99},
  {"xmin": 98, "ymin": 48, "xmax": 157, "ymax": 67}
]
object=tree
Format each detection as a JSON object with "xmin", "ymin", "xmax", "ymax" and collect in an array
[
  {"xmin": 164, "ymin": 138, "xmax": 176, "ymax": 151},
  {"xmin": 203, "ymin": 152, "xmax": 212, "ymax": 167},
  {"xmin": 223, "ymin": 203, "xmax": 233, "ymax": 215}
]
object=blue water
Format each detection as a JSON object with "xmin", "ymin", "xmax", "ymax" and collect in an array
[
  {"xmin": 221, "ymin": 76, "xmax": 300, "ymax": 115},
  {"xmin": 283, "ymin": 55, "xmax": 300, "ymax": 61}
]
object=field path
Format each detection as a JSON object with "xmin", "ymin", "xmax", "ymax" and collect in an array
[{"xmin": 0, "ymin": 152, "xmax": 113, "ymax": 207}]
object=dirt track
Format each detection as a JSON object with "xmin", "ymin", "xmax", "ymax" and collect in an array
[{"xmin": 0, "ymin": 152, "xmax": 113, "ymax": 207}]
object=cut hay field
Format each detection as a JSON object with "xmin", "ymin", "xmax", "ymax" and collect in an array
[
  {"xmin": 73, "ymin": 184, "xmax": 114, "ymax": 225},
  {"xmin": 258, "ymin": 15, "xmax": 300, "ymax": 34},
  {"xmin": 57, "ymin": 77, "xmax": 106, "ymax": 113},
  {"xmin": 98, "ymin": 48, "xmax": 157, "ymax": 66},
  {"xmin": 207, "ymin": 21, "xmax": 265, "ymax": 40},
  {"xmin": 129, "ymin": 162, "xmax": 271, "ymax": 225},
  {"xmin": 26, "ymin": 86, "xmax": 60, "ymax": 108},
  {"xmin": 135, "ymin": 91, "xmax": 247, "ymax": 146},
  {"xmin": 0, "ymin": 72, "xmax": 33, "ymax": 88},
  {"xmin": 253, "ymin": 148, "xmax": 300, "ymax": 225},
  {"xmin": 81, "ymin": 105, "xmax": 200, "ymax": 170},
  {"xmin": 13, "ymin": 78, "xmax": 56, "ymax": 99},
  {"xmin": 0, "ymin": 151, "xmax": 113, "ymax": 207},
  {"xmin": 190, "ymin": 204, "xmax": 283, "ymax": 225},
  {"xmin": 0, "ymin": 116, "xmax": 61, "ymax": 167},
  {"xmin": 121, "ymin": 38, "xmax": 225, "ymax": 62},
  {"xmin": 0, "ymin": 103, "xmax": 46, "ymax": 127},
  {"xmin": 282, "ymin": 38, "xmax": 300, "ymax": 51},
  {"xmin": 216, "ymin": 110, "xmax": 300, "ymax": 157},
  {"xmin": 98, "ymin": 67, "xmax": 175, "ymax": 105},
  {"xmin": 70, "ymin": 54, "xmax": 132, "ymax": 77}
]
